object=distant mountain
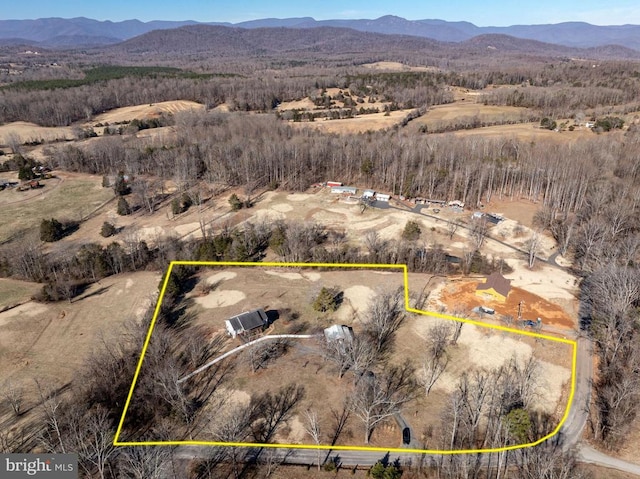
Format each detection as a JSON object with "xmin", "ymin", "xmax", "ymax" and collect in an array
[
  {"xmin": 110, "ymin": 25, "xmax": 443, "ymax": 56},
  {"xmin": 106, "ymin": 25, "xmax": 640, "ymax": 61},
  {"xmin": 2, "ymin": 16, "xmax": 640, "ymax": 51},
  {"xmin": 0, "ymin": 17, "xmax": 226, "ymax": 47}
]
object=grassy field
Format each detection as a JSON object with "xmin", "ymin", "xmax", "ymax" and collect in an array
[
  {"xmin": 408, "ymin": 102, "xmax": 533, "ymax": 133},
  {"xmin": 143, "ymin": 266, "xmax": 573, "ymax": 449},
  {"xmin": 0, "ymin": 173, "xmax": 114, "ymax": 242},
  {"xmin": 0, "ymin": 270, "xmax": 160, "ymax": 389},
  {"xmin": 435, "ymin": 121, "xmax": 598, "ymax": 142},
  {"xmin": 0, "ymin": 278, "xmax": 41, "ymax": 311}
]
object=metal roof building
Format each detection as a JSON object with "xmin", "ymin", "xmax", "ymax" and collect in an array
[{"xmin": 225, "ymin": 308, "xmax": 268, "ymax": 338}]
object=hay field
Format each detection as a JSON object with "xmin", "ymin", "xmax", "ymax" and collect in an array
[
  {"xmin": 0, "ymin": 122, "xmax": 74, "ymax": 145},
  {"xmin": 91, "ymin": 100, "xmax": 205, "ymax": 124}
]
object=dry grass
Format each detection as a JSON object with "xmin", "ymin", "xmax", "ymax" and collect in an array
[
  {"xmin": 409, "ymin": 102, "xmax": 531, "ymax": 133},
  {"xmin": 0, "ymin": 271, "xmax": 159, "ymax": 388},
  {"xmin": 91, "ymin": 100, "xmax": 205, "ymax": 125},
  {"xmin": 288, "ymin": 110, "xmax": 412, "ymax": 134},
  {"xmin": 436, "ymin": 121, "xmax": 597, "ymax": 142},
  {"xmin": 0, "ymin": 172, "xmax": 114, "ymax": 242},
  {"xmin": 0, "ymin": 278, "xmax": 42, "ymax": 311},
  {"xmin": 360, "ymin": 61, "xmax": 439, "ymax": 72},
  {"xmin": 0, "ymin": 121, "xmax": 73, "ymax": 145}
]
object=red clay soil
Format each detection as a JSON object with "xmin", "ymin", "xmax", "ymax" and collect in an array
[{"xmin": 441, "ymin": 280, "xmax": 574, "ymax": 329}]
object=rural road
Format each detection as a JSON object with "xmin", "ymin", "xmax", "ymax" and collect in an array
[
  {"xmin": 578, "ymin": 445, "xmax": 640, "ymax": 475},
  {"xmin": 558, "ymin": 335, "xmax": 592, "ymax": 450},
  {"xmin": 174, "ymin": 330, "xmax": 640, "ymax": 475}
]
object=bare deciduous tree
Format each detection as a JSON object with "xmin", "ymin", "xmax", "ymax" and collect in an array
[
  {"xmin": 1, "ymin": 380, "xmax": 24, "ymax": 416},
  {"xmin": 303, "ymin": 409, "xmax": 322, "ymax": 470},
  {"xmin": 526, "ymin": 231, "xmax": 540, "ymax": 269},
  {"xmin": 351, "ymin": 361, "xmax": 418, "ymax": 443},
  {"xmin": 422, "ymin": 322, "xmax": 452, "ymax": 395},
  {"xmin": 363, "ymin": 288, "xmax": 406, "ymax": 362}
]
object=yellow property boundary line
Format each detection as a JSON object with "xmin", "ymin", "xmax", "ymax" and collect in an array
[{"xmin": 113, "ymin": 261, "xmax": 577, "ymax": 455}]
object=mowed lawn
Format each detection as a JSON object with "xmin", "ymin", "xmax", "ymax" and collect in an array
[{"xmin": 0, "ymin": 174, "xmax": 114, "ymax": 242}]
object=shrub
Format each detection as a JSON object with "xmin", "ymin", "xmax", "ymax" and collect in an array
[
  {"xmin": 323, "ymin": 461, "xmax": 337, "ymax": 472},
  {"xmin": 113, "ymin": 172, "xmax": 130, "ymax": 196},
  {"xmin": 171, "ymin": 198, "xmax": 182, "ymax": 215},
  {"xmin": 117, "ymin": 197, "xmax": 131, "ymax": 216},
  {"xmin": 228, "ymin": 193, "xmax": 243, "ymax": 211},
  {"xmin": 595, "ymin": 116, "xmax": 624, "ymax": 132},
  {"xmin": 18, "ymin": 165, "xmax": 35, "ymax": 181},
  {"xmin": 313, "ymin": 287, "xmax": 340, "ymax": 312},
  {"xmin": 181, "ymin": 192, "xmax": 193, "ymax": 210},
  {"xmin": 540, "ymin": 117, "xmax": 557, "ymax": 130},
  {"xmin": 40, "ymin": 218, "xmax": 64, "ymax": 242},
  {"xmin": 402, "ymin": 220, "xmax": 422, "ymax": 241},
  {"xmin": 100, "ymin": 221, "xmax": 116, "ymax": 237}
]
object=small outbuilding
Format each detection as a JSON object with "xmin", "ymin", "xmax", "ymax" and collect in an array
[
  {"xmin": 376, "ymin": 193, "xmax": 391, "ymax": 202},
  {"xmin": 331, "ymin": 186, "xmax": 357, "ymax": 195},
  {"xmin": 475, "ymin": 272, "xmax": 511, "ymax": 302},
  {"xmin": 485, "ymin": 213, "xmax": 504, "ymax": 224},
  {"xmin": 225, "ymin": 308, "xmax": 268, "ymax": 338},
  {"xmin": 362, "ymin": 189, "xmax": 375, "ymax": 199},
  {"xmin": 324, "ymin": 324, "xmax": 354, "ymax": 343}
]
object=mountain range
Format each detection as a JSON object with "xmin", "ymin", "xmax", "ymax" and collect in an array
[
  {"xmin": 1, "ymin": 15, "xmax": 640, "ymax": 50},
  {"xmin": 100, "ymin": 25, "xmax": 640, "ymax": 61}
]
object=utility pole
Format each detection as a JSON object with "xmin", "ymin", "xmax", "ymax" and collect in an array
[{"xmin": 517, "ymin": 300, "xmax": 525, "ymax": 322}]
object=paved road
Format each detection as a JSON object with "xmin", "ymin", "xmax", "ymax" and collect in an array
[
  {"xmin": 558, "ymin": 335, "xmax": 592, "ymax": 450},
  {"xmin": 578, "ymin": 445, "xmax": 640, "ymax": 475}
]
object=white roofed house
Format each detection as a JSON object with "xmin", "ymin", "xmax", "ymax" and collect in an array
[{"xmin": 225, "ymin": 308, "xmax": 269, "ymax": 338}]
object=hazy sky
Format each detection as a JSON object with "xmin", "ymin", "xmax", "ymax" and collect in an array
[{"xmin": 3, "ymin": 0, "xmax": 640, "ymax": 26}]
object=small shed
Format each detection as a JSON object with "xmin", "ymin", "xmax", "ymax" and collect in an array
[
  {"xmin": 327, "ymin": 181, "xmax": 343, "ymax": 187},
  {"xmin": 448, "ymin": 200, "xmax": 465, "ymax": 208},
  {"xmin": 362, "ymin": 189, "xmax": 375, "ymax": 199},
  {"xmin": 475, "ymin": 272, "xmax": 511, "ymax": 302},
  {"xmin": 324, "ymin": 324, "xmax": 354, "ymax": 343},
  {"xmin": 331, "ymin": 186, "xmax": 357, "ymax": 195},
  {"xmin": 485, "ymin": 213, "xmax": 504, "ymax": 224},
  {"xmin": 225, "ymin": 308, "xmax": 268, "ymax": 338},
  {"xmin": 376, "ymin": 193, "xmax": 391, "ymax": 202}
]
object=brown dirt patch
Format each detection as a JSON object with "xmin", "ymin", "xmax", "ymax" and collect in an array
[{"xmin": 441, "ymin": 280, "xmax": 574, "ymax": 329}]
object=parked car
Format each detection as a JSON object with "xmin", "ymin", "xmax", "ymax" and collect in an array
[{"xmin": 402, "ymin": 427, "xmax": 411, "ymax": 445}]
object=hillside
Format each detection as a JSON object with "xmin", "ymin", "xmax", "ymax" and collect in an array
[
  {"xmin": 105, "ymin": 25, "xmax": 640, "ymax": 61},
  {"xmin": 3, "ymin": 16, "xmax": 640, "ymax": 50}
]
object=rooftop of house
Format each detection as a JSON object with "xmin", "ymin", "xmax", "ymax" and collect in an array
[
  {"xmin": 324, "ymin": 324, "xmax": 354, "ymax": 343},
  {"xmin": 227, "ymin": 308, "xmax": 268, "ymax": 333},
  {"xmin": 476, "ymin": 271, "xmax": 512, "ymax": 298}
]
